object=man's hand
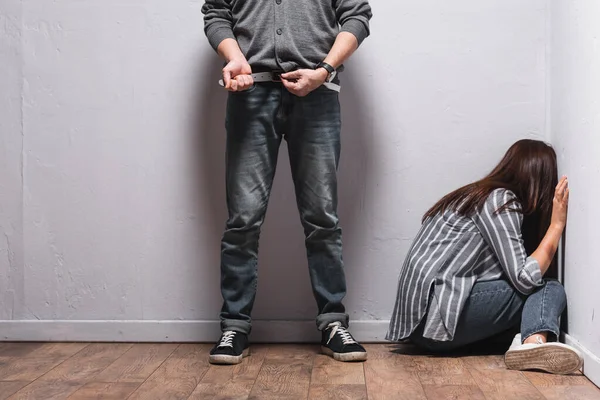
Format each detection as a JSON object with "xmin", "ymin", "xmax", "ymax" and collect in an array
[
  {"xmin": 222, "ymin": 58, "xmax": 254, "ymax": 92},
  {"xmin": 281, "ymin": 68, "xmax": 328, "ymax": 97}
]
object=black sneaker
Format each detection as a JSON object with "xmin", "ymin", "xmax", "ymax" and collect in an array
[
  {"xmin": 321, "ymin": 322, "xmax": 367, "ymax": 362},
  {"xmin": 209, "ymin": 331, "xmax": 250, "ymax": 365}
]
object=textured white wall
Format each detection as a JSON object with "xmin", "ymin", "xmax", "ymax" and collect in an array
[
  {"xmin": 0, "ymin": 0, "xmax": 547, "ymax": 341},
  {"xmin": 0, "ymin": 0, "xmax": 24, "ymax": 321},
  {"xmin": 551, "ymin": 0, "xmax": 600, "ymax": 386}
]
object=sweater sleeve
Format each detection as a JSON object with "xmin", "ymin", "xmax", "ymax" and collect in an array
[
  {"xmin": 472, "ymin": 189, "xmax": 544, "ymax": 295},
  {"xmin": 334, "ymin": 0, "xmax": 373, "ymax": 46},
  {"xmin": 201, "ymin": 0, "xmax": 236, "ymax": 51}
]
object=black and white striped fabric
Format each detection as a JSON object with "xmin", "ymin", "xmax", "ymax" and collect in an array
[{"xmin": 387, "ymin": 188, "xmax": 544, "ymax": 342}]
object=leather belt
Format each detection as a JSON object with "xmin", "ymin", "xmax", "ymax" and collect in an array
[{"xmin": 218, "ymin": 71, "xmax": 341, "ymax": 93}]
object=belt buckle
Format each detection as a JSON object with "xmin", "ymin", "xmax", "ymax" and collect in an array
[{"xmin": 271, "ymin": 71, "xmax": 282, "ymax": 82}]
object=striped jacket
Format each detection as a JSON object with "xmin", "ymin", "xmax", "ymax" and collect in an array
[{"xmin": 387, "ymin": 188, "xmax": 544, "ymax": 342}]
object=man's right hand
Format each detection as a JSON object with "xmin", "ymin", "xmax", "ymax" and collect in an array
[{"xmin": 222, "ymin": 58, "xmax": 254, "ymax": 92}]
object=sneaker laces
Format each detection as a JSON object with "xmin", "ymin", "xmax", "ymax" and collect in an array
[
  {"xmin": 535, "ymin": 336, "xmax": 545, "ymax": 345},
  {"xmin": 326, "ymin": 322, "xmax": 357, "ymax": 346},
  {"xmin": 217, "ymin": 331, "xmax": 236, "ymax": 348}
]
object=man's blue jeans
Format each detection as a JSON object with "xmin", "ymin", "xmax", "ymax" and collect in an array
[
  {"xmin": 410, "ymin": 279, "xmax": 566, "ymax": 351},
  {"xmin": 219, "ymin": 83, "xmax": 349, "ymax": 334}
]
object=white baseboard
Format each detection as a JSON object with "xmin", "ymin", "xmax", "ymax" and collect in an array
[
  {"xmin": 0, "ymin": 320, "xmax": 390, "ymax": 343},
  {"xmin": 564, "ymin": 334, "xmax": 600, "ymax": 388}
]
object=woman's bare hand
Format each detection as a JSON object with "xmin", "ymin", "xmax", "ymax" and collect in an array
[{"xmin": 551, "ymin": 176, "xmax": 569, "ymax": 229}]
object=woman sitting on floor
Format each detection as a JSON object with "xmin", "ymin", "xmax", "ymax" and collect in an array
[{"xmin": 387, "ymin": 139, "xmax": 583, "ymax": 374}]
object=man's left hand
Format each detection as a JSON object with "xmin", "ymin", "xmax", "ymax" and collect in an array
[{"xmin": 281, "ymin": 69, "xmax": 329, "ymax": 97}]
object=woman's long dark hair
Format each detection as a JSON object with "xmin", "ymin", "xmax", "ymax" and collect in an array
[{"xmin": 423, "ymin": 139, "xmax": 558, "ymax": 272}]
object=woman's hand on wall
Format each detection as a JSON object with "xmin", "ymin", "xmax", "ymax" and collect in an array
[
  {"xmin": 532, "ymin": 176, "xmax": 569, "ymax": 275},
  {"xmin": 551, "ymin": 176, "xmax": 570, "ymax": 229}
]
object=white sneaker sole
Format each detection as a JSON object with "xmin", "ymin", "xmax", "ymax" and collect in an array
[
  {"xmin": 209, "ymin": 348, "xmax": 250, "ymax": 365},
  {"xmin": 321, "ymin": 346, "xmax": 368, "ymax": 362},
  {"xmin": 505, "ymin": 342, "xmax": 583, "ymax": 375}
]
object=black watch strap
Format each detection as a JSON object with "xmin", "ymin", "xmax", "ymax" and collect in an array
[{"xmin": 316, "ymin": 62, "xmax": 336, "ymax": 81}]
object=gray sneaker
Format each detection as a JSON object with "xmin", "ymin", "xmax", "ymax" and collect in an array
[{"xmin": 504, "ymin": 334, "xmax": 583, "ymax": 375}]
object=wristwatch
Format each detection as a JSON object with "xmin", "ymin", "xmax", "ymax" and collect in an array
[{"xmin": 316, "ymin": 61, "xmax": 336, "ymax": 82}]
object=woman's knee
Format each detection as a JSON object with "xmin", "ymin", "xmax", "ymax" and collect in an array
[
  {"xmin": 544, "ymin": 279, "xmax": 565, "ymax": 293},
  {"xmin": 543, "ymin": 279, "xmax": 567, "ymax": 304}
]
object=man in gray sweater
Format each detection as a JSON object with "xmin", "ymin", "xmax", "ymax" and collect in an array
[{"xmin": 202, "ymin": 0, "xmax": 372, "ymax": 364}]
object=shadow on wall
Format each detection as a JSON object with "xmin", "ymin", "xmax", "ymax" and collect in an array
[{"xmin": 190, "ymin": 55, "xmax": 375, "ymax": 326}]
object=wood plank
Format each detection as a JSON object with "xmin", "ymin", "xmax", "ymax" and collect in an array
[
  {"xmin": 536, "ymin": 385, "xmax": 600, "ymax": 400},
  {"xmin": 310, "ymin": 353, "xmax": 365, "ymax": 385},
  {"xmin": 248, "ymin": 358, "xmax": 312, "ymax": 400},
  {"xmin": 414, "ymin": 357, "xmax": 476, "ymax": 385},
  {"xmin": 308, "ymin": 384, "xmax": 367, "ymax": 400},
  {"xmin": 0, "ymin": 344, "xmax": 89, "ymax": 381},
  {"xmin": 468, "ymin": 368, "xmax": 544, "ymax": 400},
  {"xmin": 460, "ymin": 355, "xmax": 505, "ymax": 370},
  {"xmin": 94, "ymin": 343, "xmax": 178, "ymax": 383},
  {"xmin": 365, "ymin": 359, "xmax": 426, "ymax": 400},
  {"xmin": 362, "ymin": 344, "xmax": 402, "ymax": 361},
  {"xmin": 362, "ymin": 344, "xmax": 420, "ymax": 372},
  {"xmin": 265, "ymin": 344, "xmax": 319, "ymax": 361},
  {"xmin": 524, "ymin": 369, "xmax": 600, "ymax": 400},
  {"xmin": 38, "ymin": 344, "xmax": 133, "ymax": 382},
  {"xmin": 422, "ymin": 384, "xmax": 486, "ymax": 400},
  {"xmin": 127, "ymin": 344, "xmax": 210, "ymax": 400},
  {"xmin": 23, "ymin": 344, "xmax": 89, "ymax": 359},
  {"xmin": 188, "ymin": 345, "xmax": 268, "ymax": 400},
  {"xmin": 247, "ymin": 343, "xmax": 315, "ymax": 400},
  {"xmin": 189, "ymin": 382, "xmax": 253, "ymax": 400},
  {"xmin": 199, "ymin": 345, "xmax": 267, "ymax": 385},
  {"xmin": 523, "ymin": 370, "xmax": 593, "ymax": 387},
  {"xmin": 0, "ymin": 382, "xmax": 29, "ymax": 400},
  {"xmin": 0, "ymin": 358, "xmax": 66, "ymax": 382},
  {"xmin": 0, "ymin": 344, "xmax": 44, "ymax": 358},
  {"xmin": 7, "ymin": 381, "xmax": 82, "ymax": 400},
  {"xmin": 67, "ymin": 382, "xmax": 140, "ymax": 400}
]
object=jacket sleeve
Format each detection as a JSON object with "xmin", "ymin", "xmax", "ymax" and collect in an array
[
  {"xmin": 334, "ymin": 0, "xmax": 373, "ymax": 46},
  {"xmin": 201, "ymin": 0, "xmax": 236, "ymax": 51},
  {"xmin": 472, "ymin": 189, "xmax": 544, "ymax": 295}
]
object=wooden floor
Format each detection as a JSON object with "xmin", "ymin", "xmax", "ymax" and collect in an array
[{"xmin": 0, "ymin": 343, "xmax": 599, "ymax": 399}]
